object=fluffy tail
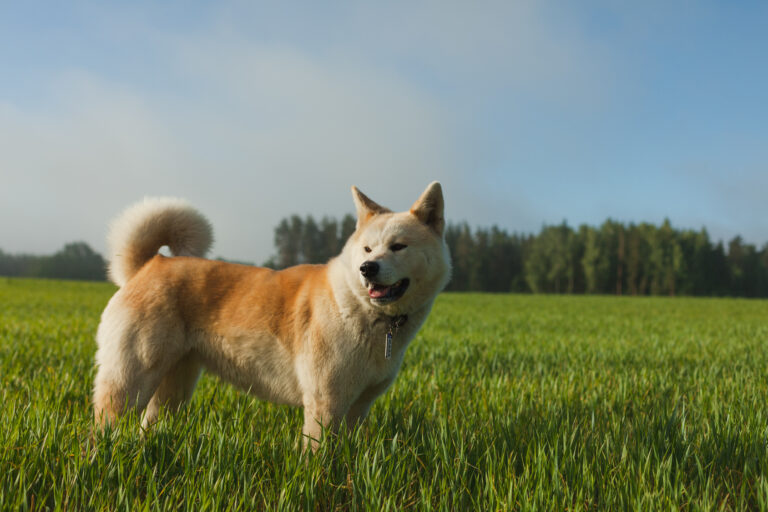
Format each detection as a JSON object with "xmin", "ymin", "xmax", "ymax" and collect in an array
[{"xmin": 107, "ymin": 197, "xmax": 213, "ymax": 287}]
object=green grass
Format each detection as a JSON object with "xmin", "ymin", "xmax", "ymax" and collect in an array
[{"xmin": 1, "ymin": 278, "xmax": 768, "ymax": 510}]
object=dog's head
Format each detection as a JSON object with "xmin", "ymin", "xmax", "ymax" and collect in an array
[{"xmin": 341, "ymin": 182, "xmax": 452, "ymax": 314}]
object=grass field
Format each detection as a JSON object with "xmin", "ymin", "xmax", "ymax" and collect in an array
[{"xmin": 1, "ymin": 278, "xmax": 768, "ymax": 510}]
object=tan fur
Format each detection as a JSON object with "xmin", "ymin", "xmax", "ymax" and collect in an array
[{"xmin": 93, "ymin": 183, "xmax": 451, "ymax": 449}]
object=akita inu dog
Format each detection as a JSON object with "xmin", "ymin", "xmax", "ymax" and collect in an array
[{"xmin": 93, "ymin": 182, "xmax": 451, "ymax": 448}]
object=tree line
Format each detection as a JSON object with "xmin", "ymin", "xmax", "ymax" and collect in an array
[
  {"xmin": 2, "ymin": 215, "xmax": 768, "ymax": 297},
  {"xmin": 267, "ymin": 215, "xmax": 768, "ymax": 298},
  {"xmin": 0, "ymin": 242, "xmax": 106, "ymax": 281},
  {"xmin": 457, "ymin": 220, "xmax": 768, "ymax": 296}
]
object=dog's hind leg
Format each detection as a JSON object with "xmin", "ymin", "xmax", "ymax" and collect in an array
[
  {"xmin": 93, "ymin": 358, "xmax": 165, "ymax": 429},
  {"xmin": 92, "ymin": 297, "xmax": 187, "ymax": 429},
  {"xmin": 141, "ymin": 352, "xmax": 202, "ymax": 428}
]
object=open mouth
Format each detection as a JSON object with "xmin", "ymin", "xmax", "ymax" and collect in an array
[{"xmin": 367, "ymin": 278, "xmax": 410, "ymax": 303}]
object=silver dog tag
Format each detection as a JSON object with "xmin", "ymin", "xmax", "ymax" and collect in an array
[{"xmin": 385, "ymin": 332, "xmax": 393, "ymax": 359}]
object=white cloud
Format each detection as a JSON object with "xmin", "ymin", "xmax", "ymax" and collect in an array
[
  {"xmin": 0, "ymin": 1, "xmax": 610, "ymax": 263},
  {"xmin": 0, "ymin": 44, "xmax": 461, "ymax": 262},
  {"xmin": 0, "ymin": 74, "xmax": 183, "ymax": 254}
]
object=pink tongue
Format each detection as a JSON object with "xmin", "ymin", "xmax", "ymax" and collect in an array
[{"xmin": 369, "ymin": 286, "xmax": 390, "ymax": 298}]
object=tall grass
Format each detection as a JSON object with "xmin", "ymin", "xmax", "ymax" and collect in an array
[{"xmin": 1, "ymin": 279, "xmax": 767, "ymax": 510}]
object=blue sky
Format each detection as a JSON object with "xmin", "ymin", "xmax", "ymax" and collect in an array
[{"xmin": 1, "ymin": 1, "xmax": 767, "ymax": 263}]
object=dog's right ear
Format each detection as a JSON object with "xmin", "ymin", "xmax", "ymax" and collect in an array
[{"xmin": 351, "ymin": 186, "xmax": 390, "ymax": 229}]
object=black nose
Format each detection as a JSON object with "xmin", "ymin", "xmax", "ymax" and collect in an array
[{"xmin": 360, "ymin": 261, "xmax": 379, "ymax": 278}]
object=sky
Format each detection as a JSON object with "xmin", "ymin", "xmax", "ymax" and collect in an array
[{"xmin": 1, "ymin": 1, "xmax": 767, "ymax": 264}]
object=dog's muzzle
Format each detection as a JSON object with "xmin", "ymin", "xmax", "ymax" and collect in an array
[{"xmin": 360, "ymin": 261, "xmax": 379, "ymax": 278}]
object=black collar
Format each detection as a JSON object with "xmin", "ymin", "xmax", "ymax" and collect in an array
[{"xmin": 389, "ymin": 314, "xmax": 408, "ymax": 331}]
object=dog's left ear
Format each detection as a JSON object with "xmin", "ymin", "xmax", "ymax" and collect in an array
[
  {"xmin": 351, "ymin": 186, "xmax": 391, "ymax": 229},
  {"xmin": 410, "ymin": 181, "xmax": 445, "ymax": 236}
]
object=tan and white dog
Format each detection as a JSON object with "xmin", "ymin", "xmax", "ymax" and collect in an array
[{"xmin": 93, "ymin": 182, "xmax": 451, "ymax": 448}]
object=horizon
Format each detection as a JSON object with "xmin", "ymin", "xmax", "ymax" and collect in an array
[
  {"xmin": 2, "ymin": 2, "xmax": 767, "ymax": 263},
  {"xmin": 1, "ymin": 213, "xmax": 762, "ymax": 264}
]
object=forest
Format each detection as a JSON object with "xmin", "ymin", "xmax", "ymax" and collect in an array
[
  {"xmin": 266, "ymin": 215, "xmax": 768, "ymax": 297},
  {"xmin": 0, "ymin": 242, "xmax": 106, "ymax": 282},
  {"xmin": 2, "ymin": 215, "xmax": 768, "ymax": 297}
]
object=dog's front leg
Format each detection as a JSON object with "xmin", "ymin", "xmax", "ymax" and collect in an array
[
  {"xmin": 301, "ymin": 396, "xmax": 350, "ymax": 451},
  {"xmin": 344, "ymin": 378, "xmax": 393, "ymax": 426}
]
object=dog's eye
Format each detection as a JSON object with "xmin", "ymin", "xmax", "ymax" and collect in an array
[
  {"xmin": 390, "ymin": 243, "xmax": 407, "ymax": 252},
  {"xmin": 364, "ymin": 246, "xmax": 372, "ymax": 253}
]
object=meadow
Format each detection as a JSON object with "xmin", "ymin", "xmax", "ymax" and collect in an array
[{"xmin": 1, "ymin": 278, "xmax": 767, "ymax": 511}]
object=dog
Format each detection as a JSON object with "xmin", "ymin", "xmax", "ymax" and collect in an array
[{"xmin": 93, "ymin": 182, "xmax": 451, "ymax": 448}]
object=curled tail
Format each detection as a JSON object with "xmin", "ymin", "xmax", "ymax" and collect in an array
[{"xmin": 107, "ymin": 197, "xmax": 213, "ymax": 287}]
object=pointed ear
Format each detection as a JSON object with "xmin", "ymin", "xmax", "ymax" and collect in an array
[
  {"xmin": 351, "ymin": 186, "xmax": 390, "ymax": 229},
  {"xmin": 410, "ymin": 181, "xmax": 445, "ymax": 236}
]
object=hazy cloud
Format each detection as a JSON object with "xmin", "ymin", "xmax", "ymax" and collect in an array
[
  {"xmin": 4, "ymin": 2, "xmax": 763, "ymax": 264},
  {"xmin": 1, "ymin": 2, "xmax": 608, "ymax": 263}
]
